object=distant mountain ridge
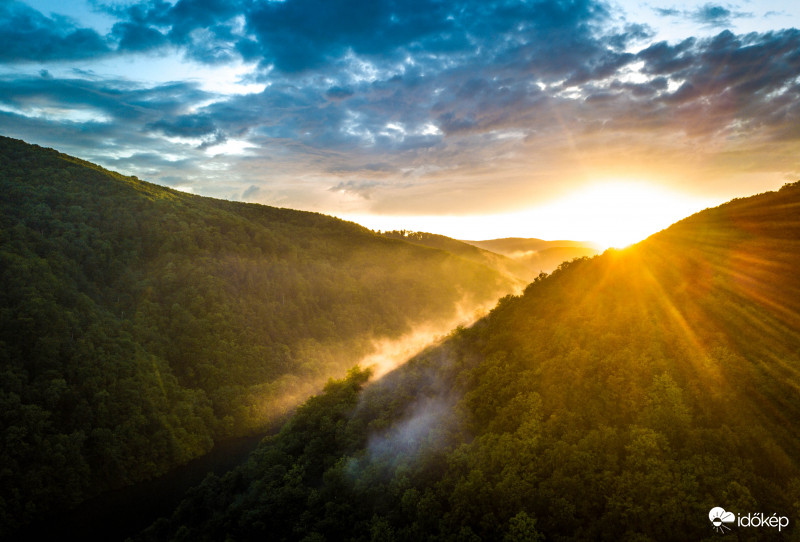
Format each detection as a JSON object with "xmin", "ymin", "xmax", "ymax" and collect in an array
[
  {"xmin": 0, "ymin": 136, "xmax": 519, "ymax": 535},
  {"xmin": 380, "ymin": 230, "xmax": 532, "ymax": 283},
  {"xmin": 463, "ymin": 237, "xmax": 600, "ymax": 275},
  {"xmin": 377, "ymin": 232, "xmax": 600, "ymax": 280},
  {"xmin": 464, "ymin": 236, "xmax": 598, "ymax": 252}
]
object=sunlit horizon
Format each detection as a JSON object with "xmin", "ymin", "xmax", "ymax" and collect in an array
[
  {"xmin": 337, "ymin": 181, "xmax": 728, "ymax": 250},
  {"xmin": 2, "ymin": 1, "xmax": 797, "ymax": 229}
]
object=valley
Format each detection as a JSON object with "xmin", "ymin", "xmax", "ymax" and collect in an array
[
  {"xmin": 0, "ymin": 137, "xmax": 520, "ymax": 537},
  {"xmin": 2, "ymin": 137, "xmax": 799, "ymax": 540},
  {"xmin": 3, "ymin": 1, "xmax": 798, "ymax": 538},
  {"xmin": 138, "ymin": 181, "xmax": 800, "ymax": 541}
]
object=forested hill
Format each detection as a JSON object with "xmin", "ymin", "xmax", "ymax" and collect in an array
[
  {"xmin": 144, "ymin": 182, "xmax": 800, "ymax": 541},
  {"xmin": 0, "ymin": 136, "xmax": 518, "ymax": 535},
  {"xmin": 464, "ymin": 237, "xmax": 594, "ymax": 253},
  {"xmin": 381, "ymin": 230, "xmax": 532, "ymax": 282},
  {"xmin": 463, "ymin": 237, "xmax": 599, "ymax": 275}
]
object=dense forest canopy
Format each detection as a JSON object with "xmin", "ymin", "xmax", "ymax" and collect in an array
[
  {"xmin": 0, "ymin": 136, "xmax": 519, "ymax": 535},
  {"xmin": 142, "ymin": 182, "xmax": 800, "ymax": 541}
]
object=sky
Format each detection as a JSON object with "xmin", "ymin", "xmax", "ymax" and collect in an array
[{"xmin": 1, "ymin": 0, "xmax": 798, "ymax": 247}]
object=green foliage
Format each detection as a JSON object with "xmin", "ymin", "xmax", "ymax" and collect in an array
[
  {"xmin": 381, "ymin": 230, "xmax": 531, "ymax": 282},
  {"xmin": 0, "ymin": 136, "xmax": 517, "ymax": 535},
  {"xmin": 145, "ymin": 182, "xmax": 800, "ymax": 540}
]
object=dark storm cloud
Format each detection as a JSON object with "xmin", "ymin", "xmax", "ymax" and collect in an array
[{"xmin": 0, "ymin": 1, "xmax": 110, "ymax": 61}]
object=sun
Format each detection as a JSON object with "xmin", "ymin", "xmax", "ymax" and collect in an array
[
  {"xmin": 529, "ymin": 181, "xmax": 717, "ymax": 249},
  {"xmin": 334, "ymin": 180, "xmax": 719, "ymax": 248}
]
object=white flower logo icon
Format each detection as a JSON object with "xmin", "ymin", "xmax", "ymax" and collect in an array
[{"xmin": 709, "ymin": 507, "xmax": 736, "ymax": 533}]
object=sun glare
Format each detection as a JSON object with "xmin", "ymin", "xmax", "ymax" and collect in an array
[
  {"xmin": 529, "ymin": 181, "xmax": 719, "ymax": 249},
  {"xmin": 337, "ymin": 181, "xmax": 719, "ymax": 249}
]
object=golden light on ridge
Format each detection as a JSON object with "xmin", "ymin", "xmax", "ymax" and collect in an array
[
  {"xmin": 526, "ymin": 181, "xmax": 721, "ymax": 249},
  {"xmin": 338, "ymin": 181, "xmax": 722, "ymax": 248}
]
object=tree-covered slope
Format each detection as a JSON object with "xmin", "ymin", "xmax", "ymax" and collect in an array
[
  {"xmin": 0, "ymin": 136, "xmax": 518, "ymax": 534},
  {"xmin": 381, "ymin": 230, "xmax": 532, "ymax": 283},
  {"xmin": 145, "ymin": 182, "xmax": 800, "ymax": 541}
]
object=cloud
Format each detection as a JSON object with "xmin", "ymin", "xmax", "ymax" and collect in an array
[
  {"xmin": 0, "ymin": 1, "xmax": 110, "ymax": 62},
  {"xmin": 1, "ymin": 0, "xmax": 798, "ymax": 217},
  {"xmin": 606, "ymin": 23, "xmax": 656, "ymax": 51},
  {"xmin": 326, "ymin": 86, "xmax": 355, "ymax": 100},
  {"xmin": 147, "ymin": 113, "xmax": 227, "ymax": 149},
  {"xmin": 328, "ymin": 180, "xmax": 384, "ymax": 200},
  {"xmin": 637, "ymin": 37, "xmax": 697, "ymax": 75},
  {"xmin": 328, "ymin": 162, "xmax": 399, "ymax": 175},
  {"xmin": 654, "ymin": 7, "xmax": 681, "ymax": 17},
  {"xmin": 91, "ymin": 0, "xmax": 618, "ymax": 82},
  {"xmin": 242, "ymin": 0, "xmax": 455, "ymax": 73},
  {"xmin": 0, "ymin": 0, "xmax": 250, "ymax": 62},
  {"xmin": 0, "ymin": 73, "xmax": 234, "ymax": 188},
  {"xmin": 241, "ymin": 184, "xmax": 261, "ymax": 200},
  {"xmin": 650, "ymin": 29, "xmax": 800, "ymax": 107},
  {"xmin": 110, "ymin": 21, "xmax": 168, "ymax": 52},
  {"xmin": 653, "ymin": 3, "xmax": 752, "ymax": 28},
  {"xmin": 692, "ymin": 4, "xmax": 734, "ymax": 25},
  {"xmin": 0, "ymin": 75, "xmax": 215, "ymax": 125}
]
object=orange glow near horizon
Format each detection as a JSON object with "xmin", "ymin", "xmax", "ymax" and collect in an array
[
  {"xmin": 525, "ymin": 181, "xmax": 722, "ymax": 249},
  {"xmin": 339, "ymin": 181, "xmax": 722, "ymax": 250}
]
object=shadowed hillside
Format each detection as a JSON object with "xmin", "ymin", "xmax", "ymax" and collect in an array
[
  {"xmin": 144, "ymin": 182, "xmax": 800, "ymax": 541},
  {"xmin": 0, "ymin": 136, "xmax": 519, "ymax": 535}
]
